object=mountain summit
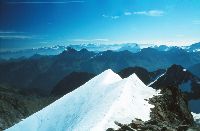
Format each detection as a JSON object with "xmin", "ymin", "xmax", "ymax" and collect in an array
[{"xmin": 6, "ymin": 69, "xmax": 160, "ymax": 131}]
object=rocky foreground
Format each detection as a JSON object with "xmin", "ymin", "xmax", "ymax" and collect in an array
[
  {"xmin": 0, "ymin": 85, "xmax": 56, "ymax": 130},
  {"xmin": 107, "ymin": 85, "xmax": 200, "ymax": 131}
]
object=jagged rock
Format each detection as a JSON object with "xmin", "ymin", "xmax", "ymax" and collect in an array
[
  {"xmin": 106, "ymin": 128, "xmax": 115, "ymax": 131},
  {"xmin": 0, "ymin": 85, "xmax": 55, "ymax": 130},
  {"xmin": 118, "ymin": 67, "xmax": 165, "ymax": 85},
  {"xmin": 151, "ymin": 64, "xmax": 200, "ymax": 100},
  {"xmin": 149, "ymin": 85, "xmax": 194, "ymax": 126},
  {"xmin": 111, "ymin": 84, "xmax": 199, "ymax": 131}
]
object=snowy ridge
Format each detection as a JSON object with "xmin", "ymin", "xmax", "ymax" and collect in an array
[
  {"xmin": 6, "ymin": 69, "xmax": 160, "ymax": 131},
  {"xmin": 147, "ymin": 72, "xmax": 166, "ymax": 86}
]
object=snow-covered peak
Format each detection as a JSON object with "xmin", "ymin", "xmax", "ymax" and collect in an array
[
  {"xmin": 95, "ymin": 69, "xmax": 122, "ymax": 85},
  {"xmin": 6, "ymin": 70, "xmax": 160, "ymax": 131},
  {"xmin": 126, "ymin": 73, "xmax": 147, "ymax": 87}
]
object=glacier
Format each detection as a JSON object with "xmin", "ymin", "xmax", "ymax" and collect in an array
[{"xmin": 6, "ymin": 69, "xmax": 160, "ymax": 131}]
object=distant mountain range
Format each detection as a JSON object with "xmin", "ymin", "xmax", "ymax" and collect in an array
[
  {"xmin": 189, "ymin": 63, "xmax": 200, "ymax": 78},
  {"xmin": 0, "ymin": 46, "xmax": 200, "ymax": 96},
  {"xmin": 0, "ymin": 42, "xmax": 199, "ymax": 60}
]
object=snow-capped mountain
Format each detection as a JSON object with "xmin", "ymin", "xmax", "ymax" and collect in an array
[
  {"xmin": 0, "ymin": 44, "xmax": 141, "ymax": 60},
  {"xmin": 1, "ymin": 42, "xmax": 200, "ymax": 60},
  {"xmin": 6, "ymin": 69, "xmax": 160, "ymax": 131},
  {"xmin": 189, "ymin": 63, "xmax": 200, "ymax": 78},
  {"xmin": 182, "ymin": 42, "xmax": 200, "ymax": 52}
]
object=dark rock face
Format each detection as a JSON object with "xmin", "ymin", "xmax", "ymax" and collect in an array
[
  {"xmin": 152, "ymin": 65, "xmax": 196, "ymax": 87},
  {"xmin": 110, "ymin": 119, "xmax": 200, "ymax": 131},
  {"xmin": 118, "ymin": 67, "xmax": 165, "ymax": 85},
  {"xmin": 110, "ymin": 85, "xmax": 198, "ymax": 131},
  {"xmin": 51, "ymin": 72, "xmax": 95, "ymax": 96},
  {"xmin": 118, "ymin": 67, "xmax": 152, "ymax": 84},
  {"xmin": 0, "ymin": 85, "xmax": 56, "ymax": 130},
  {"xmin": 151, "ymin": 64, "xmax": 200, "ymax": 100},
  {"xmin": 149, "ymin": 86, "xmax": 194, "ymax": 127}
]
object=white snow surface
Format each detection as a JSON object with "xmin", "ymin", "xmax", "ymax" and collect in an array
[
  {"xmin": 183, "ymin": 69, "xmax": 187, "ymax": 72},
  {"xmin": 147, "ymin": 72, "xmax": 166, "ymax": 86},
  {"xmin": 192, "ymin": 112, "xmax": 200, "ymax": 124},
  {"xmin": 6, "ymin": 69, "xmax": 160, "ymax": 131}
]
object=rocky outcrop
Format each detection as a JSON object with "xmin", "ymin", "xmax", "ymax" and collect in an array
[
  {"xmin": 109, "ymin": 85, "xmax": 199, "ymax": 131},
  {"xmin": 149, "ymin": 85, "xmax": 193, "ymax": 126},
  {"xmin": 0, "ymin": 85, "xmax": 55, "ymax": 130},
  {"xmin": 151, "ymin": 64, "xmax": 200, "ymax": 100},
  {"xmin": 118, "ymin": 67, "xmax": 165, "ymax": 85}
]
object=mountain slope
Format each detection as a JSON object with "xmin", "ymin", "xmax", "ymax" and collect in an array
[
  {"xmin": 189, "ymin": 63, "xmax": 200, "ymax": 78},
  {"xmin": 0, "ymin": 85, "xmax": 55, "ymax": 130},
  {"xmin": 150, "ymin": 64, "xmax": 200, "ymax": 113},
  {"xmin": 118, "ymin": 66, "xmax": 165, "ymax": 85},
  {"xmin": 1, "ymin": 47, "xmax": 200, "ymax": 96},
  {"xmin": 184, "ymin": 42, "xmax": 200, "ymax": 52},
  {"xmin": 150, "ymin": 64, "xmax": 200, "ymax": 97},
  {"xmin": 6, "ymin": 69, "xmax": 160, "ymax": 131},
  {"xmin": 51, "ymin": 66, "xmax": 165, "ymax": 97},
  {"xmin": 112, "ymin": 84, "xmax": 195, "ymax": 131},
  {"xmin": 51, "ymin": 72, "xmax": 95, "ymax": 96}
]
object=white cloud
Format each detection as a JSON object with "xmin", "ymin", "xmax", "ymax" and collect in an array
[
  {"xmin": 147, "ymin": 10, "xmax": 164, "ymax": 16},
  {"xmin": 133, "ymin": 11, "xmax": 147, "ymax": 15},
  {"xmin": 102, "ymin": 14, "xmax": 109, "ymax": 18},
  {"xmin": 124, "ymin": 10, "xmax": 164, "ymax": 17},
  {"xmin": 192, "ymin": 20, "xmax": 200, "ymax": 25},
  {"xmin": 0, "ymin": 31, "xmax": 24, "ymax": 34},
  {"xmin": 102, "ymin": 14, "xmax": 119, "ymax": 19},
  {"xmin": 0, "ymin": 35, "xmax": 33, "ymax": 39},
  {"xmin": 111, "ymin": 16, "xmax": 119, "ymax": 19},
  {"xmin": 0, "ymin": 31, "xmax": 37, "ymax": 40},
  {"xmin": 124, "ymin": 12, "xmax": 132, "ymax": 16},
  {"xmin": 7, "ymin": 1, "xmax": 85, "ymax": 4}
]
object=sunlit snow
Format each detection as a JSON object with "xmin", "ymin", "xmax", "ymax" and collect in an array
[
  {"xmin": 6, "ymin": 69, "xmax": 160, "ymax": 131},
  {"xmin": 192, "ymin": 112, "xmax": 200, "ymax": 124}
]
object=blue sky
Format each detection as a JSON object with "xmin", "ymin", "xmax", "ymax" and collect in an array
[{"xmin": 0, "ymin": 0, "xmax": 200, "ymax": 51}]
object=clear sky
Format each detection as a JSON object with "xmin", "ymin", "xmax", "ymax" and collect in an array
[{"xmin": 0, "ymin": 0, "xmax": 200, "ymax": 51}]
